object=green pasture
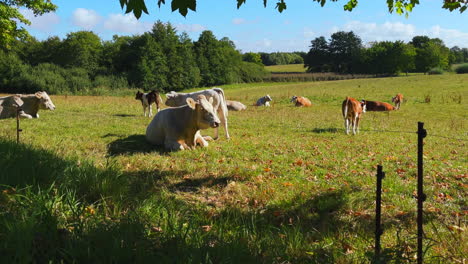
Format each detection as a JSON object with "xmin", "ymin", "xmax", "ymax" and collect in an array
[
  {"xmin": 265, "ymin": 64, "xmax": 307, "ymax": 73},
  {"xmin": 0, "ymin": 75, "xmax": 467, "ymax": 263}
]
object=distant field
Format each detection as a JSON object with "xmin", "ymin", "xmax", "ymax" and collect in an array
[
  {"xmin": 1, "ymin": 75, "xmax": 467, "ymax": 263},
  {"xmin": 265, "ymin": 63, "xmax": 307, "ymax": 73}
]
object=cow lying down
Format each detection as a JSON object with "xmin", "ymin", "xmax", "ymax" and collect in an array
[
  {"xmin": 146, "ymin": 95, "xmax": 220, "ymax": 151},
  {"xmin": 165, "ymin": 88, "xmax": 229, "ymax": 139},
  {"xmin": 226, "ymin": 100, "xmax": 247, "ymax": 111},
  {"xmin": 0, "ymin": 91, "xmax": 56, "ymax": 119}
]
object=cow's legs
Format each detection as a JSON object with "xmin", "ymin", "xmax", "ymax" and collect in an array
[
  {"xmin": 344, "ymin": 118, "xmax": 350, "ymax": 135},
  {"xmin": 352, "ymin": 114, "xmax": 358, "ymax": 135},
  {"xmin": 355, "ymin": 115, "xmax": 361, "ymax": 134},
  {"xmin": 220, "ymin": 111, "xmax": 230, "ymax": 139},
  {"xmin": 149, "ymin": 104, "xmax": 153, "ymax": 117},
  {"xmin": 143, "ymin": 105, "xmax": 147, "ymax": 117},
  {"xmin": 213, "ymin": 127, "xmax": 219, "ymax": 140},
  {"xmin": 195, "ymin": 131, "xmax": 209, "ymax": 147},
  {"xmin": 19, "ymin": 112, "xmax": 33, "ymax": 119},
  {"xmin": 164, "ymin": 139, "xmax": 184, "ymax": 151}
]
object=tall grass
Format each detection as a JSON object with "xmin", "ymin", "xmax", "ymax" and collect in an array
[{"xmin": 0, "ymin": 74, "xmax": 467, "ymax": 263}]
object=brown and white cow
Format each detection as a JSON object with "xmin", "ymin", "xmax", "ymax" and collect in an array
[
  {"xmin": 165, "ymin": 87, "xmax": 229, "ymax": 139},
  {"xmin": 135, "ymin": 90, "xmax": 163, "ymax": 117},
  {"xmin": 342, "ymin": 97, "xmax": 366, "ymax": 135},
  {"xmin": 0, "ymin": 91, "xmax": 55, "ymax": 119},
  {"xmin": 226, "ymin": 100, "xmax": 247, "ymax": 111},
  {"xmin": 392, "ymin": 93, "xmax": 403, "ymax": 110},
  {"xmin": 290, "ymin": 96, "xmax": 312, "ymax": 107},
  {"xmin": 360, "ymin": 100, "xmax": 395, "ymax": 111},
  {"xmin": 146, "ymin": 95, "xmax": 220, "ymax": 151}
]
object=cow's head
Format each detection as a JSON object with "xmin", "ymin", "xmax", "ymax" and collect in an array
[
  {"xmin": 35, "ymin": 91, "xmax": 55, "ymax": 110},
  {"xmin": 186, "ymin": 95, "xmax": 220, "ymax": 129},
  {"xmin": 135, "ymin": 91, "xmax": 143, "ymax": 100},
  {"xmin": 165, "ymin": 91, "xmax": 181, "ymax": 107},
  {"xmin": 290, "ymin": 96, "xmax": 298, "ymax": 103},
  {"xmin": 265, "ymin": 94, "xmax": 272, "ymax": 102},
  {"xmin": 360, "ymin": 100, "xmax": 367, "ymax": 113}
]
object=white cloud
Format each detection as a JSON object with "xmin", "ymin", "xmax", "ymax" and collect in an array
[
  {"xmin": 233, "ymin": 18, "xmax": 246, "ymax": 25},
  {"xmin": 19, "ymin": 8, "xmax": 60, "ymax": 31},
  {"xmin": 303, "ymin": 27, "xmax": 315, "ymax": 39},
  {"xmin": 331, "ymin": 21, "xmax": 468, "ymax": 47},
  {"xmin": 72, "ymin": 8, "xmax": 101, "ymax": 30},
  {"xmin": 103, "ymin": 13, "xmax": 152, "ymax": 34},
  {"xmin": 232, "ymin": 18, "xmax": 259, "ymax": 25},
  {"xmin": 175, "ymin": 24, "xmax": 206, "ymax": 33}
]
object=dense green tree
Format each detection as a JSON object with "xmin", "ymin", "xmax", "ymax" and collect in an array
[
  {"xmin": 59, "ymin": 31, "xmax": 103, "ymax": 74},
  {"xmin": 365, "ymin": 41, "xmax": 415, "ymax": 75},
  {"xmin": 242, "ymin": 52, "xmax": 263, "ymax": 65},
  {"xmin": 412, "ymin": 36, "xmax": 450, "ymax": 73},
  {"xmin": 304, "ymin": 36, "xmax": 330, "ymax": 72},
  {"xmin": 328, "ymin": 31, "xmax": 363, "ymax": 73},
  {"xmin": 177, "ymin": 32, "xmax": 201, "ymax": 90},
  {"xmin": 450, "ymin": 46, "xmax": 465, "ymax": 64}
]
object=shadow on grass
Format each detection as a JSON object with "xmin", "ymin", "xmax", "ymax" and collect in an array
[
  {"xmin": 113, "ymin": 114, "xmax": 138, "ymax": 117},
  {"xmin": 107, "ymin": 134, "xmax": 165, "ymax": 156},
  {"xmin": 311, "ymin": 127, "xmax": 342, "ymax": 134},
  {"xmin": 0, "ymin": 138, "xmax": 428, "ymax": 263}
]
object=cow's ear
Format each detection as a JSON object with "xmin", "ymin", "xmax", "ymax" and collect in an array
[
  {"xmin": 35, "ymin": 92, "xmax": 43, "ymax": 99},
  {"xmin": 186, "ymin": 98, "xmax": 196, "ymax": 109},
  {"xmin": 208, "ymin": 97, "xmax": 213, "ymax": 104}
]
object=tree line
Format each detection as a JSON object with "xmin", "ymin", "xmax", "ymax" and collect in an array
[
  {"xmin": 304, "ymin": 31, "xmax": 468, "ymax": 75},
  {"xmin": 0, "ymin": 21, "xmax": 268, "ymax": 95}
]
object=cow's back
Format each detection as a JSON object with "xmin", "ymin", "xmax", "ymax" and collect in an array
[{"xmin": 0, "ymin": 96, "xmax": 23, "ymax": 119}]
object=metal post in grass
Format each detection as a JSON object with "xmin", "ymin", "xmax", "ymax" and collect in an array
[
  {"xmin": 375, "ymin": 165, "xmax": 385, "ymax": 260},
  {"xmin": 417, "ymin": 122, "xmax": 427, "ymax": 264},
  {"xmin": 16, "ymin": 107, "xmax": 23, "ymax": 144}
]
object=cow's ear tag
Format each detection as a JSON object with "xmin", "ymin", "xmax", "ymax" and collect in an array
[
  {"xmin": 186, "ymin": 98, "xmax": 196, "ymax": 109},
  {"xmin": 35, "ymin": 92, "xmax": 42, "ymax": 99}
]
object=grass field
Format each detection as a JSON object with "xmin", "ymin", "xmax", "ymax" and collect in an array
[
  {"xmin": 265, "ymin": 64, "xmax": 307, "ymax": 73},
  {"xmin": 1, "ymin": 75, "xmax": 467, "ymax": 263}
]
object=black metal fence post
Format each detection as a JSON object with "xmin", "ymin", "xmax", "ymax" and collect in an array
[
  {"xmin": 16, "ymin": 107, "xmax": 23, "ymax": 144},
  {"xmin": 417, "ymin": 122, "xmax": 427, "ymax": 264},
  {"xmin": 375, "ymin": 165, "xmax": 385, "ymax": 261}
]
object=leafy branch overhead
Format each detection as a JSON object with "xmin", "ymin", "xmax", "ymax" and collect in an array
[{"xmin": 120, "ymin": 0, "xmax": 468, "ymax": 18}]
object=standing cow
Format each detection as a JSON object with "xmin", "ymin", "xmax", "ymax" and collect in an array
[
  {"xmin": 342, "ymin": 97, "xmax": 366, "ymax": 135},
  {"xmin": 392, "ymin": 93, "xmax": 403, "ymax": 110},
  {"xmin": 146, "ymin": 95, "xmax": 220, "ymax": 151},
  {"xmin": 255, "ymin": 95, "xmax": 272, "ymax": 107},
  {"xmin": 0, "ymin": 91, "xmax": 56, "ymax": 119},
  {"xmin": 135, "ymin": 90, "xmax": 163, "ymax": 117},
  {"xmin": 290, "ymin": 96, "xmax": 312, "ymax": 107},
  {"xmin": 165, "ymin": 88, "xmax": 229, "ymax": 139}
]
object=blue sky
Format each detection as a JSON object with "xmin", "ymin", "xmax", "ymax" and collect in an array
[{"xmin": 20, "ymin": 0, "xmax": 468, "ymax": 52}]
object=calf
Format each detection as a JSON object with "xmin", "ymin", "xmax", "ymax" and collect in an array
[
  {"xmin": 255, "ymin": 95, "xmax": 272, "ymax": 107},
  {"xmin": 146, "ymin": 95, "xmax": 220, "ymax": 151},
  {"xmin": 342, "ymin": 97, "xmax": 366, "ymax": 135},
  {"xmin": 392, "ymin": 93, "xmax": 403, "ymax": 110},
  {"xmin": 290, "ymin": 96, "xmax": 312, "ymax": 107},
  {"xmin": 135, "ymin": 90, "xmax": 162, "ymax": 117},
  {"xmin": 0, "ymin": 91, "xmax": 55, "ymax": 119},
  {"xmin": 361, "ymin": 100, "xmax": 395, "ymax": 111},
  {"xmin": 165, "ymin": 88, "xmax": 229, "ymax": 139},
  {"xmin": 226, "ymin": 100, "xmax": 247, "ymax": 111}
]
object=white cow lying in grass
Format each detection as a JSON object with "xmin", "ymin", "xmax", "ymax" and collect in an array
[
  {"xmin": 226, "ymin": 100, "xmax": 247, "ymax": 111},
  {"xmin": 0, "ymin": 91, "xmax": 56, "ymax": 119},
  {"xmin": 165, "ymin": 87, "xmax": 229, "ymax": 139},
  {"xmin": 255, "ymin": 95, "xmax": 272, "ymax": 107},
  {"xmin": 146, "ymin": 95, "xmax": 221, "ymax": 151}
]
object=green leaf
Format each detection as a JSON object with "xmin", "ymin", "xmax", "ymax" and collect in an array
[
  {"xmin": 237, "ymin": 0, "xmax": 246, "ymax": 9},
  {"xmin": 157, "ymin": 0, "xmax": 166, "ymax": 8},
  {"xmin": 275, "ymin": 1, "xmax": 286, "ymax": 12},
  {"xmin": 460, "ymin": 6, "xmax": 467, "ymax": 13},
  {"xmin": 264, "ymin": 0, "xmax": 267, "ymax": 7},
  {"xmin": 119, "ymin": 0, "xmax": 127, "ymax": 9}
]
